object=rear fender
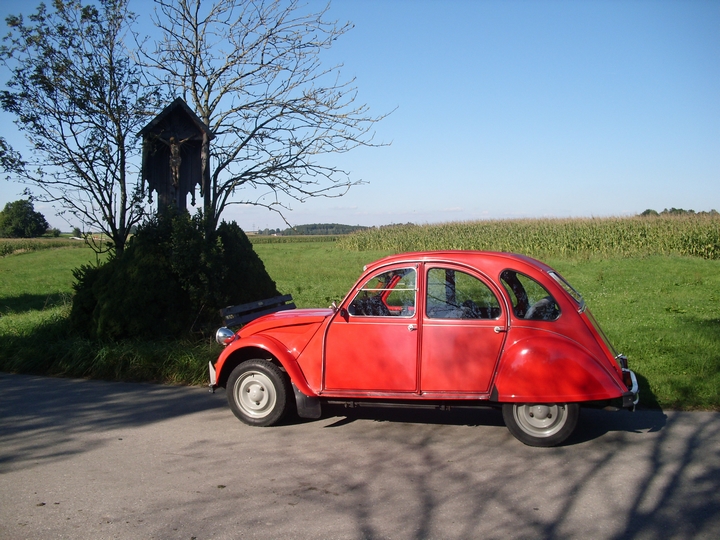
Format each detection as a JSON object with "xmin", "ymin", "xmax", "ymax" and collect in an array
[
  {"xmin": 494, "ymin": 335, "xmax": 625, "ymax": 403},
  {"xmin": 216, "ymin": 334, "xmax": 317, "ymax": 398}
]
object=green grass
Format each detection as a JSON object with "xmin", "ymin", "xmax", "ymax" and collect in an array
[
  {"xmin": 1, "ymin": 233, "xmax": 719, "ymax": 410},
  {"xmin": 0, "ymin": 246, "xmax": 102, "ymax": 313},
  {"xmin": 252, "ymin": 242, "xmax": 392, "ymax": 307}
]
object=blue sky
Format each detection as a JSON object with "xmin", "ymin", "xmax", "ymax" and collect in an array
[{"xmin": 1, "ymin": 0, "xmax": 718, "ymax": 231}]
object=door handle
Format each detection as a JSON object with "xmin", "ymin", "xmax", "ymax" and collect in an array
[
  {"xmin": 494, "ymin": 326, "xmax": 507, "ymax": 333},
  {"xmin": 408, "ymin": 324, "xmax": 417, "ymax": 331}
]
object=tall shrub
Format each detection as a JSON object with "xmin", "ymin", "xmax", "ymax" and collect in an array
[{"xmin": 71, "ymin": 213, "xmax": 278, "ymax": 340}]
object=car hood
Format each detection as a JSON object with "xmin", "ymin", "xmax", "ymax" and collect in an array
[{"xmin": 237, "ymin": 308, "xmax": 334, "ymax": 338}]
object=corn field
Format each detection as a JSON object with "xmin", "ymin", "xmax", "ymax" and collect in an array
[
  {"xmin": 337, "ymin": 215, "xmax": 720, "ymax": 259},
  {"xmin": 0, "ymin": 237, "xmax": 86, "ymax": 257}
]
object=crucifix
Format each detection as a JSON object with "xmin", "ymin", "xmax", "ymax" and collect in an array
[{"xmin": 139, "ymin": 97, "xmax": 214, "ymax": 214}]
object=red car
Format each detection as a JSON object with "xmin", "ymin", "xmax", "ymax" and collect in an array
[{"xmin": 210, "ymin": 251, "xmax": 638, "ymax": 446}]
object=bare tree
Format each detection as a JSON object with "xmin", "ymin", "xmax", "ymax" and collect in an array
[
  {"xmin": 147, "ymin": 0, "xmax": 388, "ymax": 232},
  {"xmin": 0, "ymin": 0, "xmax": 158, "ymax": 254}
]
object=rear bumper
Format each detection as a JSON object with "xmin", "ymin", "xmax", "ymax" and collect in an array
[{"xmin": 621, "ymin": 369, "xmax": 639, "ymax": 410}]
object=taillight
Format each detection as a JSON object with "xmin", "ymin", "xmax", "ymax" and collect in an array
[{"xmin": 622, "ymin": 369, "xmax": 634, "ymax": 389}]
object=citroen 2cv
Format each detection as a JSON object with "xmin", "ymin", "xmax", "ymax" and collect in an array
[{"xmin": 210, "ymin": 251, "xmax": 638, "ymax": 446}]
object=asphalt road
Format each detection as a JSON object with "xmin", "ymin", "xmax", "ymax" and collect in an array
[{"xmin": 1, "ymin": 373, "xmax": 719, "ymax": 540}]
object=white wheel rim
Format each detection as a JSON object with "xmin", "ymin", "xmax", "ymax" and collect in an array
[
  {"xmin": 233, "ymin": 371, "xmax": 277, "ymax": 419},
  {"xmin": 513, "ymin": 404, "xmax": 567, "ymax": 438}
]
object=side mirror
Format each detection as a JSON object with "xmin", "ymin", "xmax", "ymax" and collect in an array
[{"xmin": 330, "ymin": 301, "xmax": 349, "ymax": 319}]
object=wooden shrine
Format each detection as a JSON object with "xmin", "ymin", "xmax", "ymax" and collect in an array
[{"xmin": 139, "ymin": 98, "xmax": 214, "ymax": 213}]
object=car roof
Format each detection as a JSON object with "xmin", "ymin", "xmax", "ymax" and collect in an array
[{"xmin": 363, "ymin": 250, "xmax": 555, "ymax": 275}]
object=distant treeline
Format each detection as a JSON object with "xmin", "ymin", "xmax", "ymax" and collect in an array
[
  {"xmin": 256, "ymin": 223, "xmax": 369, "ymax": 236},
  {"xmin": 640, "ymin": 208, "xmax": 718, "ymax": 216}
]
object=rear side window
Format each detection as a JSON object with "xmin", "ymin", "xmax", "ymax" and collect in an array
[
  {"xmin": 500, "ymin": 270, "xmax": 560, "ymax": 321},
  {"xmin": 426, "ymin": 268, "xmax": 501, "ymax": 319}
]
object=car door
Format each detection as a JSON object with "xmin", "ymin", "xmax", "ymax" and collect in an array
[
  {"xmin": 420, "ymin": 265, "xmax": 507, "ymax": 394},
  {"xmin": 323, "ymin": 265, "xmax": 419, "ymax": 392}
]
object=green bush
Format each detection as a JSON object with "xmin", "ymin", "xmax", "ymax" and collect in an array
[{"xmin": 70, "ymin": 212, "xmax": 279, "ymax": 340}]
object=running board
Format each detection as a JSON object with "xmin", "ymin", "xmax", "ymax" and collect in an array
[{"xmin": 326, "ymin": 400, "xmax": 500, "ymax": 411}]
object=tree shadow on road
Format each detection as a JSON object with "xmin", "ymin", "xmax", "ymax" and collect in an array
[
  {"xmin": 259, "ymin": 408, "xmax": 720, "ymax": 539},
  {"xmin": 0, "ymin": 372, "xmax": 225, "ymax": 473}
]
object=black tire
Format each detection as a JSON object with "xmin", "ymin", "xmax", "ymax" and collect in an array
[
  {"xmin": 226, "ymin": 359, "xmax": 290, "ymax": 427},
  {"xmin": 502, "ymin": 402, "xmax": 579, "ymax": 447}
]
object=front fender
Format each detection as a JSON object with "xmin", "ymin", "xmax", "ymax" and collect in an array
[
  {"xmin": 494, "ymin": 334, "xmax": 625, "ymax": 403},
  {"xmin": 215, "ymin": 334, "xmax": 317, "ymax": 397}
]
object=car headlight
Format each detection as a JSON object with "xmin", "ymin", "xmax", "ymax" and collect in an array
[{"xmin": 215, "ymin": 327, "xmax": 236, "ymax": 346}]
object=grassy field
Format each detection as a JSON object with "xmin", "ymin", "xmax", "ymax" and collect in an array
[
  {"xmin": 1, "ymin": 227, "xmax": 719, "ymax": 410},
  {"xmin": 252, "ymin": 242, "xmax": 391, "ymax": 308}
]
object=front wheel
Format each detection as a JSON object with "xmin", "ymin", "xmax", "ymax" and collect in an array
[
  {"xmin": 502, "ymin": 403, "xmax": 579, "ymax": 447},
  {"xmin": 226, "ymin": 359, "xmax": 290, "ymax": 426}
]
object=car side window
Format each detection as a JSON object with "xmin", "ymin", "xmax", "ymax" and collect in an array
[
  {"xmin": 426, "ymin": 268, "xmax": 501, "ymax": 320},
  {"xmin": 500, "ymin": 270, "xmax": 560, "ymax": 321},
  {"xmin": 348, "ymin": 268, "xmax": 416, "ymax": 317}
]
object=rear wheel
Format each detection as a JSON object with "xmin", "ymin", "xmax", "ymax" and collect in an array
[
  {"xmin": 226, "ymin": 359, "xmax": 290, "ymax": 426},
  {"xmin": 502, "ymin": 403, "xmax": 579, "ymax": 447}
]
